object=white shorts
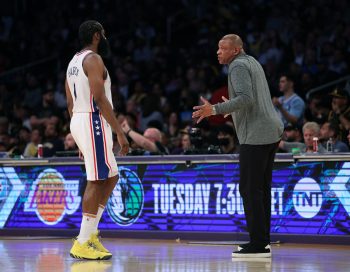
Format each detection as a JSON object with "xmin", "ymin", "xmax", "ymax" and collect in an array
[{"xmin": 70, "ymin": 112, "xmax": 118, "ymax": 181}]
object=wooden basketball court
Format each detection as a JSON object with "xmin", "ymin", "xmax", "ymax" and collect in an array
[{"xmin": 0, "ymin": 238, "xmax": 349, "ymax": 271}]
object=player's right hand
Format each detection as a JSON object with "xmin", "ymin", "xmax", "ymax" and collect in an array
[{"xmin": 117, "ymin": 133, "xmax": 129, "ymax": 156}]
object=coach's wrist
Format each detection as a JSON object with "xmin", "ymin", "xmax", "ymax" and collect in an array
[{"xmin": 212, "ymin": 105, "xmax": 217, "ymax": 115}]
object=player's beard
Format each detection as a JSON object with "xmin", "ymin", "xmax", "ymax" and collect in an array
[{"xmin": 98, "ymin": 37, "xmax": 111, "ymax": 58}]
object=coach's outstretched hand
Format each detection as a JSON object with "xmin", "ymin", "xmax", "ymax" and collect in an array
[
  {"xmin": 117, "ymin": 133, "xmax": 129, "ymax": 156},
  {"xmin": 192, "ymin": 96, "xmax": 214, "ymax": 124}
]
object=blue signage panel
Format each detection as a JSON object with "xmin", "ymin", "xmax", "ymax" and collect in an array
[{"xmin": 0, "ymin": 161, "xmax": 349, "ymax": 235}]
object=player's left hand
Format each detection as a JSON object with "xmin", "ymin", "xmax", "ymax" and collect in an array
[
  {"xmin": 192, "ymin": 96, "xmax": 213, "ymax": 124},
  {"xmin": 117, "ymin": 133, "xmax": 129, "ymax": 156}
]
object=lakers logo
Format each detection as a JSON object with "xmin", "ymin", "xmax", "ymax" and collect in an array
[
  {"xmin": 107, "ymin": 167, "xmax": 144, "ymax": 226},
  {"xmin": 25, "ymin": 168, "xmax": 81, "ymax": 225},
  {"xmin": 35, "ymin": 172, "xmax": 65, "ymax": 223}
]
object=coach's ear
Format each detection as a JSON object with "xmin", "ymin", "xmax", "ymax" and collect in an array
[{"xmin": 232, "ymin": 46, "xmax": 240, "ymax": 56}]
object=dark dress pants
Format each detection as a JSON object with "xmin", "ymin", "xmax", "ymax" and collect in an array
[{"xmin": 239, "ymin": 142, "xmax": 279, "ymax": 247}]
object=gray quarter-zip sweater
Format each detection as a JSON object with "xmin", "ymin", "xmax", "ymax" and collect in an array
[{"xmin": 214, "ymin": 53, "xmax": 283, "ymax": 145}]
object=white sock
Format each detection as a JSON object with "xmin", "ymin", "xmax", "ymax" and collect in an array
[
  {"xmin": 94, "ymin": 205, "xmax": 105, "ymax": 233},
  {"xmin": 77, "ymin": 213, "xmax": 96, "ymax": 244}
]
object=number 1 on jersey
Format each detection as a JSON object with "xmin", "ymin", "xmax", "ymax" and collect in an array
[{"xmin": 73, "ymin": 83, "xmax": 77, "ymax": 100}]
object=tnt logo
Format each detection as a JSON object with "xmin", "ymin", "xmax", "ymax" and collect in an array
[{"xmin": 293, "ymin": 177, "xmax": 323, "ymax": 218}]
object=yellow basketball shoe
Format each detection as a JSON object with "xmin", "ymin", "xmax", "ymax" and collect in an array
[
  {"xmin": 90, "ymin": 231, "xmax": 111, "ymax": 254},
  {"xmin": 70, "ymin": 239, "xmax": 112, "ymax": 260}
]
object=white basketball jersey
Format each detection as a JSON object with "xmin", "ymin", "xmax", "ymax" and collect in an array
[{"xmin": 66, "ymin": 49, "xmax": 112, "ymax": 113}]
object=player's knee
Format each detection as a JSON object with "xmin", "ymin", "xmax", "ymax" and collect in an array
[{"xmin": 89, "ymin": 180, "xmax": 103, "ymax": 186}]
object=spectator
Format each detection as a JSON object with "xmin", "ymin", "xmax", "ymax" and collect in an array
[
  {"xmin": 10, "ymin": 126, "xmax": 31, "ymax": 155},
  {"xmin": 302, "ymin": 49, "xmax": 318, "ymax": 75},
  {"xmin": 272, "ymin": 74, "xmax": 305, "ymax": 127},
  {"xmin": 165, "ymin": 112, "xmax": 180, "ymax": 138},
  {"xmin": 279, "ymin": 122, "xmax": 326, "ymax": 153},
  {"xmin": 64, "ymin": 133, "xmax": 78, "ymax": 151},
  {"xmin": 216, "ymin": 124, "xmax": 239, "ymax": 154},
  {"xmin": 0, "ymin": 133, "xmax": 11, "ymax": 152},
  {"xmin": 283, "ymin": 124, "xmax": 303, "ymax": 143},
  {"xmin": 121, "ymin": 120, "xmax": 168, "ymax": 155},
  {"xmin": 180, "ymin": 133, "xmax": 191, "ymax": 153},
  {"xmin": 319, "ymin": 122, "xmax": 349, "ymax": 152},
  {"xmin": 167, "ymin": 116, "xmax": 188, "ymax": 153},
  {"xmin": 30, "ymin": 88, "xmax": 62, "ymax": 128},
  {"xmin": 125, "ymin": 99, "xmax": 138, "ymax": 116},
  {"xmin": 139, "ymin": 95, "xmax": 163, "ymax": 132},
  {"xmin": 171, "ymin": 128, "xmax": 200, "ymax": 155},
  {"xmin": 129, "ymin": 81, "xmax": 146, "ymax": 105},
  {"xmin": 42, "ymin": 123, "xmax": 64, "ymax": 157},
  {"xmin": 12, "ymin": 104, "xmax": 31, "ymax": 130},
  {"xmin": 22, "ymin": 74, "xmax": 42, "ymax": 110},
  {"xmin": 328, "ymin": 88, "xmax": 350, "ymax": 142},
  {"xmin": 116, "ymin": 70, "xmax": 130, "ymax": 101},
  {"xmin": 304, "ymin": 94, "xmax": 329, "ymax": 124},
  {"xmin": 125, "ymin": 113, "xmax": 138, "ymax": 131},
  {"xmin": 329, "ymin": 49, "xmax": 348, "ymax": 75},
  {"xmin": 23, "ymin": 128, "xmax": 42, "ymax": 157}
]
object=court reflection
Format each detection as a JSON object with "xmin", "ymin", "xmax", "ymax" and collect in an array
[
  {"xmin": 36, "ymin": 248, "xmax": 65, "ymax": 272},
  {"xmin": 70, "ymin": 260, "xmax": 112, "ymax": 272},
  {"xmin": 0, "ymin": 239, "xmax": 349, "ymax": 272}
]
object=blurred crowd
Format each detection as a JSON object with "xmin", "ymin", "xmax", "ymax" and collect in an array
[{"xmin": 0, "ymin": 0, "xmax": 350, "ymax": 157}]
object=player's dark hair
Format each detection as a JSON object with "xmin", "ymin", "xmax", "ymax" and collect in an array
[{"xmin": 78, "ymin": 20, "xmax": 103, "ymax": 47}]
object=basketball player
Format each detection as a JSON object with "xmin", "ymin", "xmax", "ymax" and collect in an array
[
  {"xmin": 65, "ymin": 20, "xmax": 129, "ymax": 260},
  {"xmin": 193, "ymin": 34, "xmax": 283, "ymax": 258}
]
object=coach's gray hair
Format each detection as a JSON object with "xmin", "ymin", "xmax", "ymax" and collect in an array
[{"xmin": 221, "ymin": 34, "xmax": 243, "ymax": 49}]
